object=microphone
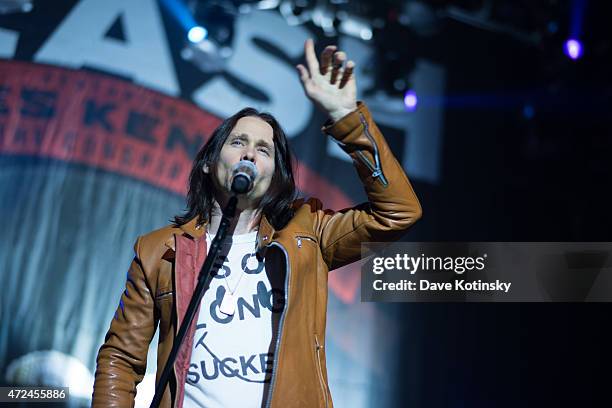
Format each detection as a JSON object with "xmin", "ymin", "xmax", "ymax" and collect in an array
[{"xmin": 230, "ymin": 160, "xmax": 258, "ymax": 194}]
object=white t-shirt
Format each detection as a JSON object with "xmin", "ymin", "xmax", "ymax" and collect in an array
[{"xmin": 183, "ymin": 231, "xmax": 283, "ymax": 408}]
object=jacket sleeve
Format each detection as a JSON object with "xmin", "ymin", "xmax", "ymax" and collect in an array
[
  {"xmin": 92, "ymin": 236, "xmax": 157, "ymax": 407},
  {"xmin": 313, "ymin": 101, "xmax": 422, "ymax": 270}
]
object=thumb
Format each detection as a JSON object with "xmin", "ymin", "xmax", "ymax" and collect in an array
[{"xmin": 296, "ymin": 64, "xmax": 310, "ymax": 85}]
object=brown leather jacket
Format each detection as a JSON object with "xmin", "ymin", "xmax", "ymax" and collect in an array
[{"xmin": 92, "ymin": 102, "xmax": 422, "ymax": 408}]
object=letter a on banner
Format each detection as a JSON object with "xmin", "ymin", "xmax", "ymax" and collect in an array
[{"xmin": 35, "ymin": 0, "xmax": 178, "ymax": 96}]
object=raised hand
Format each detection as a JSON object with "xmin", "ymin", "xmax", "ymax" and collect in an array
[{"xmin": 296, "ymin": 39, "xmax": 358, "ymax": 122}]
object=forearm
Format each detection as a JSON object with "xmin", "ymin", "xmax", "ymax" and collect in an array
[
  {"xmin": 93, "ymin": 344, "xmax": 142, "ymax": 407},
  {"xmin": 316, "ymin": 102, "xmax": 421, "ymax": 269},
  {"xmin": 323, "ymin": 101, "xmax": 422, "ymax": 231},
  {"xmin": 92, "ymin": 238, "xmax": 157, "ymax": 406}
]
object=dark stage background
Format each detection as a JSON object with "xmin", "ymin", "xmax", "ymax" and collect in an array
[{"xmin": 1, "ymin": 0, "xmax": 611, "ymax": 407}]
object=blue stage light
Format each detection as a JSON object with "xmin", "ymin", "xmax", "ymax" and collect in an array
[{"xmin": 188, "ymin": 26, "xmax": 208, "ymax": 43}]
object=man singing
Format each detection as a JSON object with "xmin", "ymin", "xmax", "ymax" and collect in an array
[{"xmin": 92, "ymin": 39, "xmax": 422, "ymax": 408}]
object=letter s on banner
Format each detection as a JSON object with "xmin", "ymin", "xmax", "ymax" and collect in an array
[{"xmin": 192, "ymin": 10, "xmax": 312, "ymax": 137}]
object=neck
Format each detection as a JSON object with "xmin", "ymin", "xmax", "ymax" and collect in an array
[{"xmin": 207, "ymin": 200, "xmax": 261, "ymax": 235}]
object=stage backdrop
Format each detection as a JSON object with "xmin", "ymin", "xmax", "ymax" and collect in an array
[{"xmin": 0, "ymin": 1, "xmax": 443, "ymax": 406}]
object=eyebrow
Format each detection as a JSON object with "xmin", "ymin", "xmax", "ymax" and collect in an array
[{"xmin": 229, "ymin": 133, "xmax": 274, "ymax": 151}]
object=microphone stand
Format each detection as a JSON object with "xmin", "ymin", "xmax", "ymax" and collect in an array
[{"xmin": 150, "ymin": 195, "xmax": 238, "ymax": 408}]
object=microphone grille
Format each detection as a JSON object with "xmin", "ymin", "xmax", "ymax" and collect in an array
[{"xmin": 232, "ymin": 160, "xmax": 258, "ymax": 177}]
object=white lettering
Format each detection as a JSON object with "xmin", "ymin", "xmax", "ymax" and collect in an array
[
  {"xmin": 35, "ymin": 0, "xmax": 178, "ymax": 95},
  {"xmin": 193, "ymin": 10, "xmax": 311, "ymax": 137},
  {"xmin": 420, "ymin": 280, "xmax": 452, "ymax": 291},
  {"xmin": 0, "ymin": 28, "xmax": 18, "ymax": 58}
]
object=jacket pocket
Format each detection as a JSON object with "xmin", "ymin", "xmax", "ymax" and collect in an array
[
  {"xmin": 314, "ymin": 334, "xmax": 329, "ymax": 408},
  {"xmin": 155, "ymin": 289, "xmax": 174, "ymax": 300},
  {"xmin": 155, "ymin": 289, "xmax": 174, "ymax": 342}
]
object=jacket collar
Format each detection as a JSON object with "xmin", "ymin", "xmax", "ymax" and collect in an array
[
  {"xmin": 179, "ymin": 216, "xmax": 206, "ymax": 240},
  {"xmin": 169, "ymin": 214, "xmax": 276, "ymax": 252}
]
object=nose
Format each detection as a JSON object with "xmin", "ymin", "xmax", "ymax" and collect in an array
[{"xmin": 241, "ymin": 146, "xmax": 256, "ymax": 162}]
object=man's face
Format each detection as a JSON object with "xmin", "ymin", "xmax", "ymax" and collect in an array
[{"xmin": 208, "ymin": 116, "xmax": 276, "ymax": 207}]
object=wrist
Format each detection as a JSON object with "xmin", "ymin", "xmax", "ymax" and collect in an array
[{"xmin": 327, "ymin": 106, "xmax": 356, "ymax": 123}]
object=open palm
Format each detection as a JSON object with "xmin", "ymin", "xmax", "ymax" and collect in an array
[{"xmin": 296, "ymin": 39, "xmax": 358, "ymax": 122}]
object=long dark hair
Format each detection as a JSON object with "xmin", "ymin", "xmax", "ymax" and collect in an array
[{"xmin": 173, "ymin": 107, "xmax": 297, "ymax": 230}]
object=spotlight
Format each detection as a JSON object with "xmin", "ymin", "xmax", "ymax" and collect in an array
[
  {"xmin": 403, "ymin": 90, "xmax": 418, "ymax": 112},
  {"xmin": 181, "ymin": 2, "xmax": 237, "ymax": 74},
  {"xmin": 564, "ymin": 39, "xmax": 583, "ymax": 60},
  {"xmin": 188, "ymin": 26, "xmax": 208, "ymax": 43}
]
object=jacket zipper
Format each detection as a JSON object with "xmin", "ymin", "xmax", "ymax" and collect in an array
[
  {"xmin": 155, "ymin": 290, "xmax": 174, "ymax": 299},
  {"xmin": 296, "ymin": 235, "xmax": 317, "ymax": 248},
  {"xmin": 314, "ymin": 334, "xmax": 329, "ymax": 408},
  {"xmin": 357, "ymin": 113, "xmax": 388, "ymax": 187},
  {"xmin": 264, "ymin": 242, "xmax": 291, "ymax": 408}
]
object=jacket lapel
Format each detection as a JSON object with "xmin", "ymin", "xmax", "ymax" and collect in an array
[
  {"xmin": 172, "ymin": 216, "xmax": 207, "ymax": 408},
  {"xmin": 169, "ymin": 213, "xmax": 276, "ymax": 408}
]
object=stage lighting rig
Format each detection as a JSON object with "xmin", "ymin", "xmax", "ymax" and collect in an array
[{"xmin": 181, "ymin": 0, "xmax": 237, "ymax": 73}]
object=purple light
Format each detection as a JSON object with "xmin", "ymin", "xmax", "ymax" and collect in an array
[
  {"xmin": 564, "ymin": 39, "xmax": 583, "ymax": 60},
  {"xmin": 403, "ymin": 90, "xmax": 418, "ymax": 111}
]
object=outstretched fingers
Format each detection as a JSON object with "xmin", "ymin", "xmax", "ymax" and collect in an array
[
  {"xmin": 296, "ymin": 64, "xmax": 309, "ymax": 82},
  {"xmin": 338, "ymin": 60, "xmax": 355, "ymax": 89},
  {"xmin": 330, "ymin": 51, "xmax": 346, "ymax": 85},
  {"xmin": 319, "ymin": 45, "xmax": 336, "ymax": 75},
  {"xmin": 304, "ymin": 38, "xmax": 320, "ymax": 76}
]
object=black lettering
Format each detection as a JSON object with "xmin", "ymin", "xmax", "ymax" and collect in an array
[
  {"xmin": 240, "ymin": 355, "xmax": 259, "ymax": 376},
  {"xmin": 219, "ymin": 357, "xmax": 239, "ymax": 377},
  {"xmin": 33, "ymin": 128, "xmax": 43, "ymax": 145},
  {"xmin": 186, "ymin": 363, "xmax": 200, "ymax": 384},
  {"xmin": 201, "ymin": 360, "xmax": 219, "ymax": 380},
  {"xmin": 237, "ymin": 295, "xmax": 261, "ymax": 320},
  {"xmin": 194, "ymin": 331, "xmax": 208, "ymax": 349},
  {"xmin": 103, "ymin": 141, "xmax": 116, "ymax": 159},
  {"xmin": 139, "ymin": 152, "xmax": 151, "ymax": 167},
  {"xmin": 83, "ymin": 136, "xmax": 96, "ymax": 155},
  {"xmin": 210, "ymin": 286, "xmax": 233, "ymax": 324},
  {"xmin": 20, "ymin": 88, "xmax": 56, "ymax": 118},
  {"xmin": 242, "ymin": 253, "xmax": 264, "ymax": 274},
  {"xmin": 165, "ymin": 125, "xmax": 203, "ymax": 158},
  {"xmin": 256, "ymin": 281, "xmax": 271, "ymax": 309},
  {"xmin": 121, "ymin": 146, "xmax": 132, "ymax": 165},
  {"xmin": 256, "ymin": 281, "xmax": 284, "ymax": 313},
  {"xmin": 169, "ymin": 163, "xmax": 181, "ymax": 179},
  {"xmin": 83, "ymin": 100, "xmax": 116, "ymax": 132},
  {"xmin": 0, "ymin": 85, "xmax": 10, "ymax": 115},
  {"xmin": 125, "ymin": 111, "xmax": 159, "ymax": 145},
  {"xmin": 259, "ymin": 352, "xmax": 274, "ymax": 379}
]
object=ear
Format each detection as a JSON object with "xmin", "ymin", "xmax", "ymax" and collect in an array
[{"xmin": 202, "ymin": 163, "xmax": 210, "ymax": 174}]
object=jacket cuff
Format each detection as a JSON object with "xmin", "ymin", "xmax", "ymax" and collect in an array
[{"xmin": 321, "ymin": 101, "xmax": 369, "ymax": 142}]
